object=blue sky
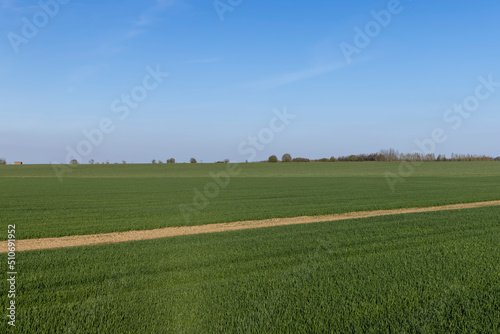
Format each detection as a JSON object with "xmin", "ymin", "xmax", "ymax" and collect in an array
[{"xmin": 1, "ymin": 0, "xmax": 499, "ymax": 164}]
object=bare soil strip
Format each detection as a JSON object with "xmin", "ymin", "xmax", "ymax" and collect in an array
[{"xmin": 3, "ymin": 200, "xmax": 500, "ymax": 253}]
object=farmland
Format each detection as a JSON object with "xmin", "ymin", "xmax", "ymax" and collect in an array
[
  {"xmin": 4, "ymin": 206, "xmax": 500, "ymax": 333},
  {"xmin": 1, "ymin": 162, "xmax": 500, "ymax": 240},
  {"xmin": 1, "ymin": 162, "xmax": 499, "ymax": 333}
]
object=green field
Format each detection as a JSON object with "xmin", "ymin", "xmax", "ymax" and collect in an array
[
  {"xmin": 1, "ymin": 162, "xmax": 500, "ymax": 240},
  {"xmin": 5, "ymin": 207, "xmax": 500, "ymax": 333},
  {"xmin": 1, "ymin": 161, "xmax": 500, "ymax": 178},
  {"xmin": 1, "ymin": 162, "xmax": 500, "ymax": 333}
]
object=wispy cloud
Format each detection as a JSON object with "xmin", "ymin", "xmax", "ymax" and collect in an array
[
  {"xmin": 87, "ymin": 0, "xmax": 183, "ymax": 57},
  {"xmin": 134, "ymin": 14, "xmax": 156, "ymax": 27},
  {"xmin": 184, "ymin": 57, "xmax": 222, "ymax": 64},
  {"xmin": 242, "ymin": 62, "xmax": 347, "ymax": 90},
  {"xmin": 155, "ymin": 0, "xmax": 178, "ymax": 10},
  {"xmin": 133, "ymin": 0, "xmax": 179, "ymax": 27},
  {"xmin": 96, "ymin": 0, "xmax": 179, "ymax": 55},
  {"xmin": 65, "ymin": 65, "xmax": 102, "ymax": 93},
  {"xmin": 123, "ymin": 29, "xmax": 147, "ymax": 40}
]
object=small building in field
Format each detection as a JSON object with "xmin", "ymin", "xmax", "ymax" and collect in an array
[{"xmin": 14, "ymin": 161, "xmax": 22, "ymax": 165}]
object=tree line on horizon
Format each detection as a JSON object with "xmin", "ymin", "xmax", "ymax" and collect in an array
[
  {"xmin": 265, "ymin": 150, "xmax": 500, "ymax": 163},
  {"xmin": 1, "ymin": 149, "xmax": 499, "ymax": 166}
]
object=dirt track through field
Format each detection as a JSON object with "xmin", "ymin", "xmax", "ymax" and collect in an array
[{"xmin": 3, "ymin": 200, "xmax": 500, "ymax": 253}]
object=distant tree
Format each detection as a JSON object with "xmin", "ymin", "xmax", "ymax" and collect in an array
[
  {"xmin": 330, "ymin": 156, "xmax": 336, "ymax": 162},
  {"xmin": 106, "ymin": 160, "xmax": 110, "ymax": 165},
  {"xmin": 0, "ymin": 158, "xmax": 6, "ymax": 165},
  {"xmin": 190, "ymin": 158, "xmax": 197, "ymax": 164},
  {"xmin": 268, "ymin": 155, "xmax": 278, "ymax": 163},
  {"xmin": 70, "ymin": 159, "xmax": 79, "ymax": 165},
  {"xmin": 245, "ymin": 160, "xmax": 248, "ymax": 163},
  {"xmin": 224, "ymin": 159, "xmax": 230, "ymax": 163},
  {"xmin": 152, "ymin": 159, "xmax": 156, "ymax": 164},
  {"xmin": 388, "ymin": 148, "xmax": 399, "ymax": 162},
  {"xmin": 347, "ymin": 155, "xmax": 358, "ymax": 162},
  {"xmin": 282, "ymin": 153, "xmax": 292, "ymax": 162},
  {"xmin": 122, "ymin": 161, "xmax": 126, "ymax": 164},
  {"xmin": 88, "ymin": 159, "xmax": 94, "ymax": 164},
  {"xmin": 158, "ymin": 160, "xmax": 163, "ymax": 164},
  {"xmin": 425, "ymin": 153, "xmax": 436, "ymax": 161},
  {"xmin": 495, "ymin": 157, "xmax": 500, "ymax": 161},
  {"xmin": 167, "ymin": 158, "xmax": 176, "ymax": 164},
  {"xmin": 292, "ymin": 157, "xmax": 310, "ymax": 162},
  {"xmin": 379, "ymin": 149, "xmax": 399, "ymax": 162},
  {"xmin": 318, "ymin": 158, "xmax": 329, "ymax": 162}
]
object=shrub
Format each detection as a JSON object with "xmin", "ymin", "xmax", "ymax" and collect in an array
[
  {"xmin": 70, "ymin": 159, "xmax": 79, "ymax": 165},
  {"xmin": 282, "ymin": 153, "xmax": 292, "ymax": 162},
  {"xmin": 190, "ymin": 158, "xmax": 197, "ymax": 164},
  {"xmin": 348, "ymin": 155, "xmax": 358, "ymax": 162},
  {"xmin": 268, "ymin": 155, "xmax": 278, "ymax": 163}
]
